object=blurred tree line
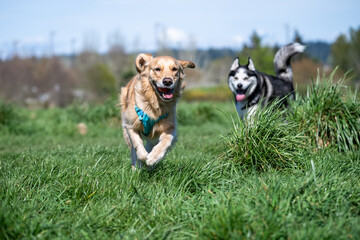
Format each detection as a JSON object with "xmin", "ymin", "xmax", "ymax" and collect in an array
[
  {"xmin": 0, "ymin": 27, "xmax": 359, "ymax": 107},
  {"xmin": 0, "ymin": 41, "xmax": 137, "ymax": 107},
  {"xmin": 332, "ymin": 26, "xmax": 360, "ymax": 87}
]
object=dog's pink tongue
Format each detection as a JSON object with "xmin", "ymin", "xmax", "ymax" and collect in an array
[
  {"xmin": 236, "ymin": 94, "xmax": 245, "ymax": 102},
  {"xmin": 164, "ymin": 93, "xmax": 173, "ymax": 99}
]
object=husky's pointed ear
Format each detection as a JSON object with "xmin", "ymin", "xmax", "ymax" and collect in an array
[
  {"xmin": 230, "ymin": 57, "xmax": 240, "ymax": 71},
  {"xmin": 247, "ymin": 57, "xmax": 255, "ymax": 71},
  {"xmin": 135, "ymin": 53, "xmax": 153, "ymax": 73}
]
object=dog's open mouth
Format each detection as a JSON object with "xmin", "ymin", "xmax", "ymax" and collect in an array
[
  {"xmin": 153, "ymin": 84, "xmax": 174, "ymax": 101},
  {"xmin": 236, "ymin": 89, "xmax": 246, "ymax": 102},
  {"xmin": 158, "ymin": 87, "xmax": 174, "ymax": 100}
]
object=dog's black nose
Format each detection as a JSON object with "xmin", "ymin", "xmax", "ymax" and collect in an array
[
  {"xmin": 163, "ymin": 78, "xmax": 173, "ymax": 86},
  {"xmin": 237, "ymin": 83, "xmax": 243, "ymax": 89}
]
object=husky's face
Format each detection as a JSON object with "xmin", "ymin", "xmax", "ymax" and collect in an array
[{"xmin": 228, "ymin": 57, "xmax": 258, "ymax": 102}]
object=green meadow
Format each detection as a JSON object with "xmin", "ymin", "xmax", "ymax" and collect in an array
[{"xmin": 1, "ymin": 73, "xmax": 359, "ymax": 239}]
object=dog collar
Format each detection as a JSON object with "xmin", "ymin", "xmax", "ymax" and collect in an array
[{"xmin": 134, "ymin": 105, "xmax": 168, "ymax": 136}]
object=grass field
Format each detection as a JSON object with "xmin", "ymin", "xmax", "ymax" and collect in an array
[{"xmin": 1, "ymin": 74, "xmax": 360, "ymax": 239}]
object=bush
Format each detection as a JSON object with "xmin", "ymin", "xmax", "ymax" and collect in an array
[
  {"xmin": 0, "ymin": 100, "xmax": 17, "ymax": 126},
  {"xmin": 291, "ymin": 70, "xmax": 360, "ymax": 151},
  {"xmin": 87, "ymin": 64, "xmax": 117, "ymax": 97},
  {"xmin": 66, "ymin": 97, "xmax": 120, "ymax": 124},
  {"xmin": 0, "ymin": 101, "xmax": 40, "ymax": 135},
  {"xmin": 182, "ymin": 85, "xmax": 232, "ymax": 102},
  {"xmin": 0, "ymin": 101, "xmax": 31, "ymax": 134}
]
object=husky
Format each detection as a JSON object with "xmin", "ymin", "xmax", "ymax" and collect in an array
[{"xmin": 228, "ymin": 42, "xmax": 305, "ymax": 120}]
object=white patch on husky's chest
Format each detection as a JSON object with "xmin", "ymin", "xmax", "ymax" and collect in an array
[{"xmin": 235, "ymin": 101, "xmax": 258, "ymax": 120}]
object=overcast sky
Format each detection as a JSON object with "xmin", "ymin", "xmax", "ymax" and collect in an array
[{"xmin": 0, "ymin": 0, "xmax": 359, "ymax": 57}]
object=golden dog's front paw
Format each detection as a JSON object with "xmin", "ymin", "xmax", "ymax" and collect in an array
[
  {"xmin": 146, "ymin": 150, "xmax": 165, "ymax": 166},
  {"xmin": 146, "ymin": 155, "xmax": 159, "ymax": 166},
  {"xmin": 136, "ymin": 148, "xmax": 148, "ymax": 161}
]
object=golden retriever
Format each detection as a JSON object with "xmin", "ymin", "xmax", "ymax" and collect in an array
[{"xmin": 120, "ymin": 53, "xmax": 195, "ymax": 169}]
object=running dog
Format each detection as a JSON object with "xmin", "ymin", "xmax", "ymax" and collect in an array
[
  {"xmin": 120, "ymin": 54, "xmax": 195, "ymax": 169},
  {"xmin": 228, "ymin": 43, "xmax": 305, "ymax": 119}
]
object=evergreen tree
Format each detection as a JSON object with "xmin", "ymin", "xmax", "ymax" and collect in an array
[
  {"xmin": 239, "ymin": 32, "xmax": 275, "ymax": 75},
  {"xmin": 293, "ymin": 30, "xmax": 304, "ymax": 44},
  {"xmin": 332, "ymin": 27, "xmax": 360, "ymax": 84}
]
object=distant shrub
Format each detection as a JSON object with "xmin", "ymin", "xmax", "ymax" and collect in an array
[
  {"xmin": 182, "ymin": 85, "xmax": 232, "ymax": 102},
  {"xmin": 120, "ymin": 68, "xmax": 136, "ymax": 87},
  {"xmin": 291, "ymin": 70, "xmax": 360, "ymax": 151},
  {"xmin": 0, "ymin": 100, "xmax": 17, "ymax": 126},
  {"xmin": 66, "ymin": 97, "xmax": 120, "ymax": 124},
  {"xmin": 222, "ymin": 101, "xmax": 307, "ymax": 171},
  {"xmin": 87, "ymin": 64, "xmax": 117, "ymax": 97},
  {"xmin": 0, "ymin": 101, "xmax": 37, "ymax": 134}
]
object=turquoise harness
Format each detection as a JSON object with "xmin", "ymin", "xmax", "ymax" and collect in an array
[{"xmin": 135, "ymin": 105, "xmax": 168, "ymax": 136}]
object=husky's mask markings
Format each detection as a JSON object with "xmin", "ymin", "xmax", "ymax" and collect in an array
[{"xmin": 228, "ymin": 43, "xmax": 305, "ymax": 119}]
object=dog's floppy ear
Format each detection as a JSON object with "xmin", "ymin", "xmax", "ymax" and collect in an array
[
  {"xmin": 179, "ymin": 60, "xmax": 195, "ymax": 69},
  {"xmin": 230, "ymin": 57, "xmax": 240, "ymax": 71},
  {"xmin": 178, "ymin": 60, "xmax": 195, "ymax": 79},
  {"xmin": 247, "ymin": 57, "xmax": 256, "ymax": 71},
  {"xmin": 135, "ymin": 53, "xmax": 153, "ymax": 73}
]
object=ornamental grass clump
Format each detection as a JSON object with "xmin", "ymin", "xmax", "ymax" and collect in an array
[
  {"xmin": 291, "ymin": 70, "xmax": 360, "ymax": 151},
  {"xmin": 222, "ymin": 101, "xmax": 307, "ymax": 171}
]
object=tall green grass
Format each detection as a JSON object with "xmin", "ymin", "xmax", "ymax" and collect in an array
[
  {"xmin": 292, "ymin": 71, "xmax": 359, "ymax": 151},
  {"xmin": 222, "ymin": 102, "xmax": 307, "ymax": 171}
]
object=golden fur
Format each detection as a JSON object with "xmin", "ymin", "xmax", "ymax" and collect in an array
[{"xmin": 120, "ymin": 53, "xmax": 195, "ymax": 168}]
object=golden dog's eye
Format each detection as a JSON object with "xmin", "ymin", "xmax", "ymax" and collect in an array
[
  {"xmin": 154, "ymin": 68, "xmax": 161, "ymax": 72},
  {"xmin": 172, "ymin": 67, "xmax": 178, "ymax": 72}
]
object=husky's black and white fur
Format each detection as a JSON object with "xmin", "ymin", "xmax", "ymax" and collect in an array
[{"xmin": 228, "ymin": 43, "xmax": 305, "ymax": 119}]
